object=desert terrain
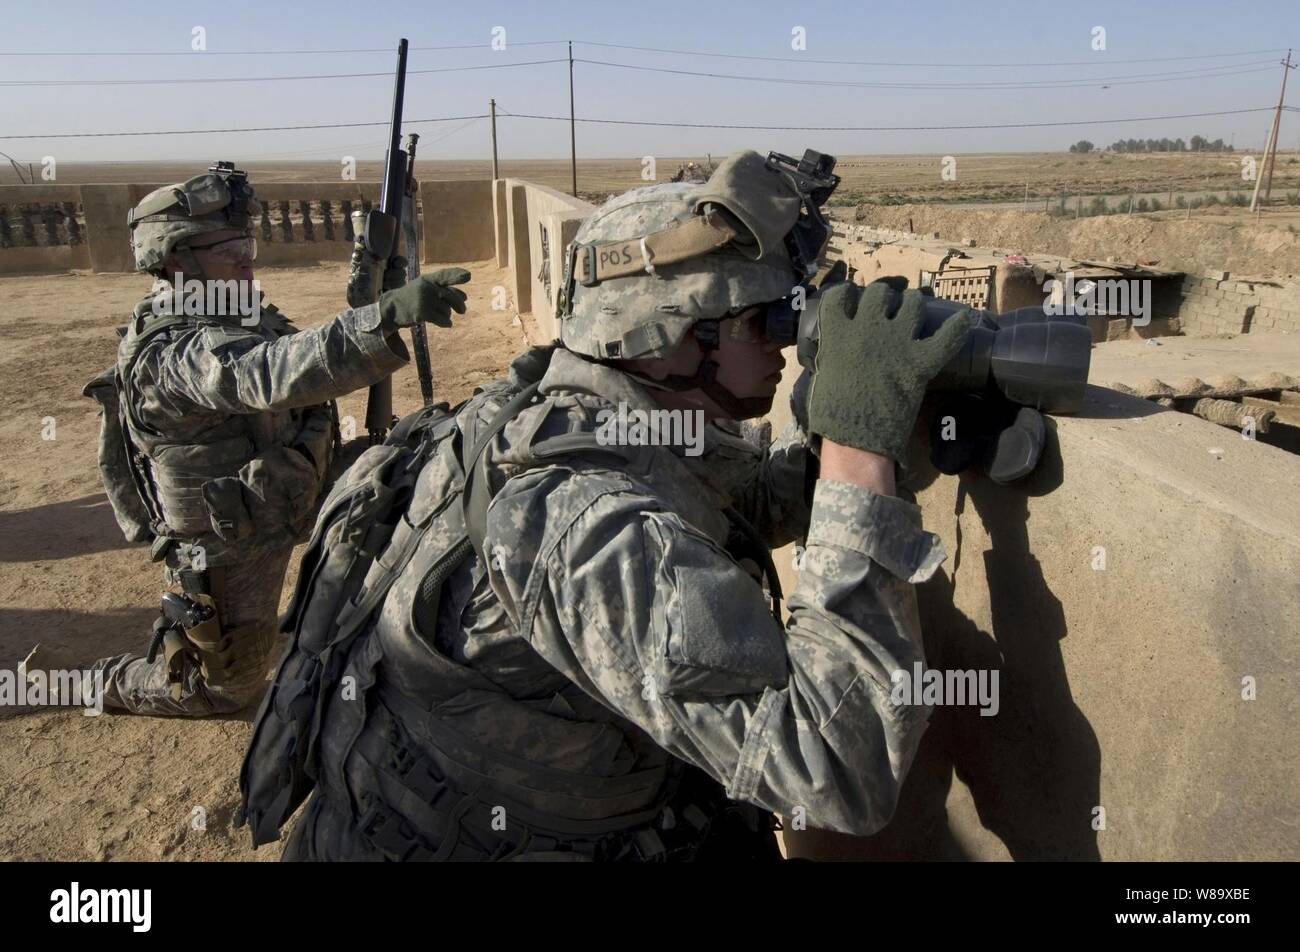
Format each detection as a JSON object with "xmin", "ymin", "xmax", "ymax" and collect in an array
[
  {"xmin": 19, "ymin": 150, "xmax": 1300, "ymax": 210},
  {"xmin": 1, "ymin": 150, "xmax": 1298, "ymax": 860}
]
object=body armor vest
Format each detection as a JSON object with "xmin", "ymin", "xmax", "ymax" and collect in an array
[
  {"xmin": 240, "ymin": 347, "xmax": 782, "ymax": 861},
  {"xmin": 88, "ymin": 295, "xmax": 337, "ymax": 558}
]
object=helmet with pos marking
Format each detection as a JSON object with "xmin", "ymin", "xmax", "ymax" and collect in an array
[
  {"xmin": 558, "ymin": 149, "xmax": 837, "ymax": 362},
  {"xmin": 128, "ymin": 161, "xmax": 259, "ymax": 276}
]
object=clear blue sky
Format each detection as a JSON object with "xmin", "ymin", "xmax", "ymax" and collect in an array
[{"xmin": 1, "ymin": 0, "xmax": 1296, "ymax": 164}]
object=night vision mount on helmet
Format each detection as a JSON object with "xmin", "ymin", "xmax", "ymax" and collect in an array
[
  {"xmin": 556, "ymin": 148, "xmax": 839, "ymax": 418},
  {"xmin": 128, "ymin": 161, "xmax": 260, "ymax": 277}
]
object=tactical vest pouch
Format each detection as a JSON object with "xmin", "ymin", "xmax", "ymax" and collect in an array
[
  {"xmin": 84, "ymin": 366, "xmax": 154, "ymax": 545},
  {"xmin": 201, "ymin": 476, "xmax": 254, "ymax": 543},
  {"xmin": 182, "ymin": 593, "xmax": 236, "ymax": 687}
]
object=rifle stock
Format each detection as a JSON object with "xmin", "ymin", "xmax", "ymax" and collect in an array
[{"xmin": 402, "ymin": 133, "xmax": 435, "ymax": 407}]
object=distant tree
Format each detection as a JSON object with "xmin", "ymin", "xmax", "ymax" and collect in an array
[
  {"xmin": 1108, "ymin": 133, "xmax": 1228, "ymax": 154},
  {"xmin": 1069, "ymin": 140, "xmax": 1095, "ymax": 153}
]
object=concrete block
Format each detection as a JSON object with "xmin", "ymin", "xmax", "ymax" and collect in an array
[
  {"xmin": 507, "ymin": 183, "xmax": 531, "ymax": 315},
  {"xmin": 492, "ymin": 179, "xmax": 509, "ymax": 268},
  {"xmin": 419, "ymin": 179, "xmax": 494, "ymax": 264},
  {"xmin": 81, "ymin": 184, "xmax": 155, "ymax": 273}
]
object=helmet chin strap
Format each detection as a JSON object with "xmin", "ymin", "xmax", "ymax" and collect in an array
[
  {"xmin": 165, "ymin": 246, "xmax": 208, "ymax": 285},
  {"xmin": 622, "ymin": 323, "xmax": 775, "ymax": 420}
]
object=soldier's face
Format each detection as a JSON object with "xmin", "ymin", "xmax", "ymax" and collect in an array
[
  {"xmin": 634, "ymin": 307, "xmax": 787, "ymax": 421},
  {"xmin": 173, "ymin": 229, "xmax": 257, "ymax": 282},
  {"xmin": 709, "ymin": 306, "xmax": 787, "ymax": 415}
]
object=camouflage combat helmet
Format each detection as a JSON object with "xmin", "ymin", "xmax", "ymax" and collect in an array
[
  {"xmin": 128, "ymin": 161, "xmax": 259, "ymax": 275},
  {"xmin": 558, "ymin": 150, "xmax": 822, "ymax": 362}
]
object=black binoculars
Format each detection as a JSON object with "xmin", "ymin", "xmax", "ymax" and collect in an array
[{"xmin": 765, "ymin": 286, "xmax": 1093, "ymax": 415}]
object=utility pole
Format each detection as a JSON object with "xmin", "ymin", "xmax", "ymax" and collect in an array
[
  {"xmin": 568, "ymin": 40, "xmax": 578, "ymax": 197},
  {"xmin": 1251, "ymin": 49, "xmax": 1294, "ymax": 212},
  {"xmin": 489, "ymin": 98, "xmax": 499, "ymax": 180}
]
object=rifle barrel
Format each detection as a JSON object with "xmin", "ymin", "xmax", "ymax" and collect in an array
[{"xmin": 380, "ymin": 38, "xmax": 409, "ymax": 221}]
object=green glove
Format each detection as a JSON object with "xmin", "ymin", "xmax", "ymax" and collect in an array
[
  {"xmin": 381, "ymin": 256, "xmax": 409, "ymax": 293},
  {"xmin": 379, "ymin": 268, "xmax": 471, "ymax": 330},
  {"xmin": 807, "ymin": 278, "xmax": 972, "ymax": 463}
]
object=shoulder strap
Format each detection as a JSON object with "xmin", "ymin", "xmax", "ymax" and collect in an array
[
  {"xmin": 459, "ymin": 382, "xmax": 649, "ymax": 564},
  {"xmin": 118, "ymin": 313, "xmax": 193, "ymax": 436},
  {"xmin": 461, "ymin": 382, "xmax": 542, "ymax": 564}
]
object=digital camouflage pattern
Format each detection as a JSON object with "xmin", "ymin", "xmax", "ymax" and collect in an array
[
  {"xmin": 279, "ymin": 344, "xmax": 945, "ymax": 858},
  {"xmin": 88, "ymin": 293, "xmax": 410, "ymax": 716},
  {"xmin": 481, "ymin": 351, "xmax": 942, "ymax": 835},
  {"xmin": 560, "ymin": 151, "xmax": 802, "ymax": 361},
  {"xmin": 129, "ymin": 170, "xmax": 260, "ymax": 275}
]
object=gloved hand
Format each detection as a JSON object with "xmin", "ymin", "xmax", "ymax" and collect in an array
[
  {"xmin": 381, "ymin": 256, "xmax": 409, "ymax": 293},
  {"xmin": 807, "ymin": 277, "xmax": 972, "ymax": 463},
  {"xmin": 379, "ymin": 268, "xmax": 471, "ymax": 330}
]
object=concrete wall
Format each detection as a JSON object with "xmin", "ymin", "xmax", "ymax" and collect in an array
[
  {"xmin": 525, "ymin": 183, "xmax": 595, "ymax": 338},
  {"xmin": 421, "ymin": 179, "xmax": 495, "ymax": 264},
  {"xmin": 0, "ymin": 178, "xmax": 499, "ymax": 274},
  {"xmin": 492, "ymin": 179, "xmax": 510, "ymax": 269},
  {"xmin": 765, "ymin": 366, "xmax": 1300, "ymax": 860},
  {"xmin": 489, "ymin": 177, "xmax": 594, "ymax": 338}
]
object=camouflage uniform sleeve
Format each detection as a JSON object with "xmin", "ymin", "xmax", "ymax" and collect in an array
[
  {"xmin": 488, "ymin": 473, "xmax": 946, "ymax": 836},
  {"xmin": 151, "ymin": 302, "xmax": 408, "ymax": 414}
]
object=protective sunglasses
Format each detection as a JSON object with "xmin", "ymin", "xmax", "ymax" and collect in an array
[
  {"xmin": 723, "ymin": 305, "xmax": 771, "ymax": 344},
  {"xmin": 187, "ymin": 235, "xmax": 257, "ymax": 264}
]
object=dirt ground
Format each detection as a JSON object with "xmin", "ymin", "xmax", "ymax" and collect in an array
[
  {"xmin": 0, "ymin": 260, "xmax": 525, "ymax": 860},
  {"xmin": 35, "ymin": 150, "xmax": 1300, "ymax": 207},
  {"xmin": 841, "ymin": 202, "xmax": 1300, "ymax": 279}
]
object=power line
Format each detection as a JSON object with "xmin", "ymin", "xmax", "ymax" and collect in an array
[
  {"xmin": 4, "ymin": 52, "xmax": 1279, "ymax": 91},
  {"xmin": 574, "ymin": 40, "xmax": 1298, "ymax": 69},
  {"xmin": 0, "ymin": 41, "xmax": 568, "ymax": 56},
  {"xmin": 0, "ymin": 115, "xmax": 489, "ymax": 140},
  {"xmin": 0, "ymin": 59, "xmax": 567, "ymax": 87},
  {"xmin": 575, "ymin": 58, "xmax": 1279, "ymax": 91},
  {"xmin": 495, "ymin": 106, "xmax": 1275, "ymax": 132},
  {"xmin": 2, "ymin": 104, "xmax": 1279, "ymax": 143},
  {"xmin": 249, "ymin": 117, "xmax": 482, "ymax": 160},
  {"xmin": 414, "ymin": 116, "xmax": 484, "ymax": 147},
  {"xmin": 3, "ymin": 39, "xmax": 1291, "ymax": 69}
]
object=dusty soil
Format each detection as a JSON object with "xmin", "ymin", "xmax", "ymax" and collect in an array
[
  {"xmin": 842, "ymin": 202, "xmax": 1300, "ymax": 279},
  {"xmin": 34, "ymin": 151, "xmax": 1300, "ymax": 206},
  {"xmin": 0, "ymin": 261, "xmax": 525, "ymax": 860}
]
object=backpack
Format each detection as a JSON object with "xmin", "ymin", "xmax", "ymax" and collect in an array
[
  {"xmin": 84, "ymin": 315, "xmax": 192, "ymax": 545},
  {"xmin": 236, "ymin": 367, "xmax": 640, "ymax": 845}
]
